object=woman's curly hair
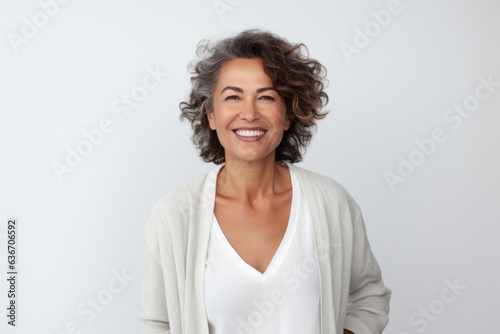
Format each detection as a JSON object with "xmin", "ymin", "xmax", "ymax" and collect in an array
[{"xmin": 179, "ymin": 29, "xmax": 329, "ymax": 164}]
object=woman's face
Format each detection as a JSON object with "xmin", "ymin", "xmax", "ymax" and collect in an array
[{"xmin": 207, "ymin": 58, "xmax": 290, "ymax": 165}]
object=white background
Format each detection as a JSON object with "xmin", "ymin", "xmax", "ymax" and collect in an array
[{"xmin": 1, "ymin": 0, "xmax": 499, "ymax": 333}]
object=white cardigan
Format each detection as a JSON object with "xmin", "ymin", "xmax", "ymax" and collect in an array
[{"xmin": 140, "ymin": 162, "xmax": 391, "ymax": 334}]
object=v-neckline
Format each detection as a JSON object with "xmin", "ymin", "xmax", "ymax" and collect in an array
[{"xmin": 211, "ymin": 169, "xmax": 299, "ymax": 282}]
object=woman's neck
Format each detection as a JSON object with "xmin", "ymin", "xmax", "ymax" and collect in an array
[{"xmin": 216, "ymin": 157, "xmax": 290, "ymax": 207}]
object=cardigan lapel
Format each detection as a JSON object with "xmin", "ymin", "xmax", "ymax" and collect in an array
[
  {"xmin": 286, "ymin": 163, "xmax": 340, "ymax": 334},
  {"xmin": 187, "ymin": 163, "xmax": 224, "ymax": 334}
]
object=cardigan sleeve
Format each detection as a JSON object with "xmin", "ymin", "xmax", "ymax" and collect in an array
[
  {"xmin": 343, "ymin": 206, "xmax": 391, "ymax": 334},
  {"xmin": 140, "ymin": 202, "xmax": 171, "ymax": 334}
]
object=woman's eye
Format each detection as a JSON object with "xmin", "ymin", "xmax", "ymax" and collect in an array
[
  {"xmin": 259, "ymin": 95, "xmax": 275, "ymax": 101},
  {"xmin": 225, "ymin": 95, "xmax": 240, "ymax": 100}
]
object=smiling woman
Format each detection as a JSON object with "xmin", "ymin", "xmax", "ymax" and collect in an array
[{"xmin": 140, "ymin": 29, "xmax": 391, "ymax": 334}]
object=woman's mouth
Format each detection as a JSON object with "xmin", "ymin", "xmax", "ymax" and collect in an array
[{"xmin": 233, "ymin": 129, "xmax": 267, "ymax": 141}]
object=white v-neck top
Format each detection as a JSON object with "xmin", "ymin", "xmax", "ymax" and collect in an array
[{"xmin": 204, "ymin": 169, "xmax": 321, "ymax": 334}]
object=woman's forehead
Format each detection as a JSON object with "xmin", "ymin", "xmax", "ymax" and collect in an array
[{"xmin": 216, "ymin": 58, "xmax": 273, "ymax": 87}]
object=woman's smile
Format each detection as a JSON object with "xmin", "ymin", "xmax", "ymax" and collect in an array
[{"xmin": 232, "ymin": 128, "xmax": 267, "ymax": 141}]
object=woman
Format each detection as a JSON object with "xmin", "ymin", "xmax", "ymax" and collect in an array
[{"xmin": 141, "ymin": 29, "xmax": 390, "ymax": 334}]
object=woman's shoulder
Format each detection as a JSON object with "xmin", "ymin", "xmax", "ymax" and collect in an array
[
  {"xmin": 149, "ymin": 164, "xmax": 222, "ymax": 217},
  {"xmin": 287, "ymin": 163, "xmax": 359, "ymax": 208}
]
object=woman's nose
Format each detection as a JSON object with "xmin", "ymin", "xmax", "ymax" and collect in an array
[{"xmin": 239, "ymin": 101, "xmax": 260, "ymax": 121}]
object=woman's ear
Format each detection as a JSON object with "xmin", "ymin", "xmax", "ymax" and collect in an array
[
  {"xmin": 206, "ymin": 109, "xmax": 216, "ymax": 130},
  {"xmin": 284, "ymin": 118, "xmax": 291, "ymax": 130},
  {"xmin": 284, "ymin": 111, "xmax": 291, "ymax": 130}
]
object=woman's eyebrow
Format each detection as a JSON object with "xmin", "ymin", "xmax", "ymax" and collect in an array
[
  {"xmin": 220, "ymin": 86, "xmax": 243, "ymax": 95},
  {"xmin": 256, "ymin": 87, "xmax": 277, "ymax": 93},
  {"xmin": 220, "ymin": 86, "xmax": 277, "ymax": 95}
]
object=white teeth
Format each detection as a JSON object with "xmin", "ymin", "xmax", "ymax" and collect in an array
[{"xmin": 235, "ymin": 129, "xmax": 265, "ymax": 137}]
